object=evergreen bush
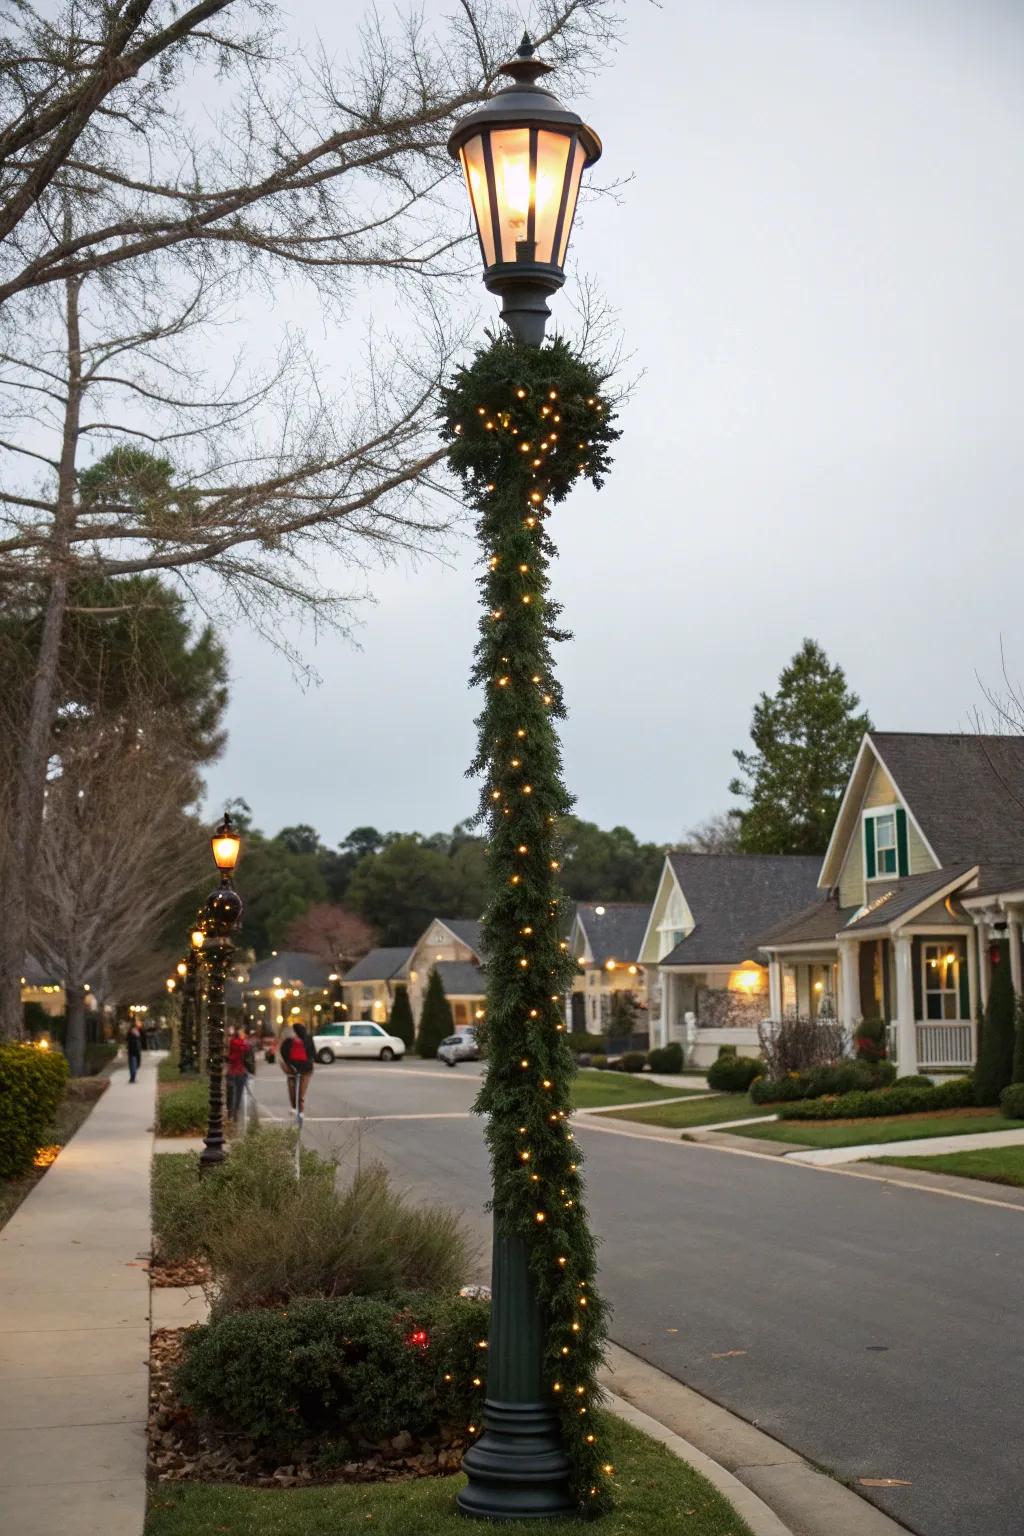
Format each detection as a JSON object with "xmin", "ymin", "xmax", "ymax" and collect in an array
[
  {"xmin": 388, "ymin": 986, "xmax": 415, "ymax": 1050},
  {"xmin": 155, "ymin": 1079, "xmax": 208, "ymax": 1135},
  {"xmin": 974, "ymin": 957, "xmax": 1016, "ymax": 1106},
  {"xmin": 1012, "ymin": 995, "xmax": 1024, "ymax": 1086},
  {"xmin": 647, "ymin": 1042, "xmax": 684, "ymax": 1074},
  {"xmin": 0, "ymin": 1042, "xmax": 68, "ymax": 1177},
  {"xmin": 707, "ymin": 1054, "xmax": 761, "ymax": 1092},
  {"xmin": 415, "ymin": 968, "xmax": 454, "ymax": 1059},
  {"xmin": 999, "ymin": 1082, "xmax": 1024, "ymax": 1120},
  {"xmin": 619, "ymin": 1051, "xmax": 646, "ymax": 1073},
  {"xmin": 750, "ymin": 1059, "xmax": 895, "ymax": 1105},
  {"xmin": 566, "ymin": 1031, "xmax": 608, "ymax": 1055},
  {"xmin": 780, "ymin": 1076, "xmax": 974, "ymax": 1120},
  {"xmin": 854, "ymin": 1017, "xmax": 888, "ymax": 1061}
]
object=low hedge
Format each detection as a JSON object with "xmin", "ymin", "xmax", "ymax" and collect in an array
[
  {"xmin": 155, "ymin": 1080, "xmax": 209, "ymax": 1136},
  {"xmin": 618, "ymin": 1050, "xmax": 647, "ymax": 1073},
  {"xmin": 566, "ymin": 1032, "xmax": 607, "ymax": 1055},
  {"xmin": 177, "ymin": 1292, "xmax": 490, "ymax": 1456},
  {"xmin": 751, "ymin": 1059, "xmax": 896, "ymax": 1105},
  {"xmin": 647, "ymin": 1042, "xmax": 683, "ymax": 1074},
  {"xmin": 780, "ymin": 1076, "xmax": 974, "ymax": 1121},
  {"xmin": 0, "ymin": 1042, "xmax": 69, "ymax": 1178},
  {"xmin": 707, "ymin": 1053, "xmax": 761, "ymax": 1092},
  {"xmin": 999, "ymin": 1082, "xmax": 1024, "ymax": 1120}
]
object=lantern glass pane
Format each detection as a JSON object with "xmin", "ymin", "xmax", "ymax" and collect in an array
[
  {"xmin": 556, "ymin": 139, "xmax": 587, "ymax": 266},
  {"xmin": 211, "ymin": 833, "xmax": 241, "ymax": 871},
  {"xmin": 533, "ymin": 130, "xmax": 572, "ymax": 264},
  {"xmin": 489, "ymin": 127, "xmax": 531, "ymax": 263},
  {"xmin": 460, "ymin": 138, "xmax": 496, "ymax": 267}
]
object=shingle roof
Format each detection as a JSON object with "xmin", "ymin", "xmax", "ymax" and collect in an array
[
  {"xmin": 439, "ymin": 919, "xmax": 484, "ymax": 958},
  {"xmin": 574, "ymin": 903, "xmax": 651, "ymax": 966},
  {"xmin": 966, "ymin": 863, "xmax": 1024, "ymax": 899},
  {"xmin": 434, "ymin": 960, "xmax": 486, "ymax": 996},
  {"xmin": 661, "ymin": 854, "xmax": 822, "ymax": 966},
  {"xmin": 343, "ymin": 947, "xmax": 412, "ymax": 983},
  {"xmin": 756, "ymin": 897, "xmax": 858, "ymax": 949},
  {"xmin": 871, "ymin": 733, "xmax": 1024, "ymax": 867},
  {"xmin": 757, "ymin": 866, "xmax": 978, "ymax": 948},
  {"xmin": 246, "ymin": 951, "xmax": 333, "ymax": 991},
  {"xmin": 843, "ymin": 865, "xmax": 975, "ymax": 931}
]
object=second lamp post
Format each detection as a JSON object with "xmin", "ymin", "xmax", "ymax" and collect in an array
[{"xmin": 198, "ymin": 812, "xmax": 243, "ymax": 1176}]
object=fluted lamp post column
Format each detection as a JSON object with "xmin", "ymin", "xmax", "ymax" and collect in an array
[
  {"xmin": 198, "ymin": 812, "xmax": 244, "ymax": 1177},
  {"xmin": 445, "ymin": 35, "xmax": 611, "ymax": 1523}
]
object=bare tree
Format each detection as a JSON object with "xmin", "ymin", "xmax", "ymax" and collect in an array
[
  {"xmin": 678, "ymin": 811, "xmax": 742, "ymax": 855},
  {"xmin": 286, "ymin": 903, "xmax": 376, "ymax": 974},
  {"xmin": 29, "ymin": 716, "xmax": 209, "ymax": 1074}
]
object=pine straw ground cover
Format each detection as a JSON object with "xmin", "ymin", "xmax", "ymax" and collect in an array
[{"xmin": 145, "ymin": 1412, "xmax": 752, "ymax": 1536}]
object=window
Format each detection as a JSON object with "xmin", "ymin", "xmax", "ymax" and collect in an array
[
  {"xmin": 923, "ymin": 944, "xmax": 962, "ymax": 1020},
  {"xmin": 865, "ymin": 806, "xmax": 908, "ymax": 880},
  {"xmin": 874, "ymin": 813, "xmax": 898, "ymax": 876},
  {"xmin": 361, "ymin": 986, "xmax": 373, "ymax": 1001},
  {"xmin": 351, "ymin": 1024, "xmax": 383, "ymax": 1037}
]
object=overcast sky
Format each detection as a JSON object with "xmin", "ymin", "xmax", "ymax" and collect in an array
[{"xmin": 201, "ymin": 0, "xmax": 1024, "ymax": 848}]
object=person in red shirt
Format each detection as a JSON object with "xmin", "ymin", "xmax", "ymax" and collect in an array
[
  {"xmin": 226, "ymin": 1022, "xmax": 250, "ymax": 1122},
  {"xmin": 278, "ymin": 1020, "xmax": 314, "ymax": 1125}
]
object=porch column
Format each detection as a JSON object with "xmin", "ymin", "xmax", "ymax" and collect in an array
[
  {"xmin": 975, "ymin": 918, "xmax": 991, "ymax": 1010},
  {"xmin": 1008, "ymin": 910, "xmax": 1023, "ymax": 996},
  {"xmin": 659, "ymin": 968, "xmax": 672, "ymax": 1047},
  {"xmin": 767, "ymin": 954, "xmax": 783, "ymax": 1022},
  {"xmin": 893, "ymin": 932, "xmax": 918, "ymax": 1077},
  {"xmin": 837, "ymin": 940, "xmax": 859, "ymax": 1045}
]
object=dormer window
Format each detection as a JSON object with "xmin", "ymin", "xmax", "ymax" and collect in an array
[
  {"xmin": 864, "ymin": 806, "xmax": 909, "ymax": 880},
  {"xmin": 874, "ymin": 813, "xmax": 898, "ymax": 876}
]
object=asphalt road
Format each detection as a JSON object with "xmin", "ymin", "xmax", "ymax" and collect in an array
[{"xmin": 250, "ymin": 1059, "xmax": 1024, "ymax": 1536}]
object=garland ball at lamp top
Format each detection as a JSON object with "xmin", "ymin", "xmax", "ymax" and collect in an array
[{"xmin": 441, "ymin": 335, "xmax": 620, "ymax": 1515}]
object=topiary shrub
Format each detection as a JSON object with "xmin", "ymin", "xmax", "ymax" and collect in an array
[
  {"xmin": 177, "ymin": 1292, "xmax": 490, "ymax": 1455},
  {"xmin": 974, "ymin": 955, "xmax": 1017, "ymax": 1106},
  {"xmin": 854, "ymin": 1017, "xmax": 888, "ymax": 1062},
  {"xmin": 619, "ymin": 1051, "xmax": 646, "ymax": 1073},
  {"xmin": 0, "ymin": 1042, "xmax": 69, "ymax": 1177},
  {"xmin": 388, "ymin": 986, "xmax": 415, "ymax": 1050},
  {"xmin": 999, "ymin": 1081, "xmax": 1024, "ymax": 1120},
  {"xmin": 416, "ymin": 968, "xmax": 454, "ymax": 1060},
  {"xmin": 780, "ymin": 1076, "xmax": 974, "ymax": 1121},
  {"xmin": 647, "ymin": 1042, "xmax": 684, "ymax": 1075},
  {"xmin": 707, "ymin": 1054, "xmax": 761, "ymax": 1092}
]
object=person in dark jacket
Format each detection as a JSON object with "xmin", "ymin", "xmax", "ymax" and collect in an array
[
  {"xmin": 126, "ymin": 1021, "xmax": 143, "ymax": 1084},
  {"xmin": 278, "ymin": 1021, "xmax": 314, "ymax": 1123}
]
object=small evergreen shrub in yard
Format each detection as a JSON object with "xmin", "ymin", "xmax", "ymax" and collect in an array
[
  {"xmin": 590, "ymin": 1053, "xmax": 608, "ymax": 1069},
  {"xmin": 1011, "ymin": 995, "xmax": 1024, "ymax": 1089},
  {"xmin": 619, "ymin": 1051, "xmax": 647, "ymax": 1073},
  {"xmin": 647, "ymin": 1042, "xmax": 684, "ymax": 1074},
  {"xmin": 177, "ymin": 1293, "xmax": 490, "ymax": 1455},
  {"xmin": 974, "ymin": 958, "xmax": 1017, "ymax": 1106},
  {"xmin": 751, "ymin": 1059, "xmax": 895, "ymax": 1104},
  {"xmin": 855, "ymin": 1016, "xmax": 888, "ymax": 1062},
  {"xmin": 0, "ymin": 1042, "xmax": 69, "ymax": 1178},
  {"xmin": 388, "ymin": 986, "xmax": 415, "ymax": 1050},
  {"xmin": 1000, "ymin": 1082, "xmax": 1024, "ymax": 1120},
  {"xmin": 566, "ymin": 1032, "xmax": 607, "ymax": 1055},
  {"xmin": 155, "ymin": 1080, "xmax": 208, "ymax": 1136},
  {"xmin": 780, "ymin": 1077, "xmax": 974, "ymax": 1121},
  {"xmin": 416, "ymin": 968, "xmax": 454, "ymax": 1059},
  {"xmin": 707, "ymin": 1054, "xmax": 761, "ymax": 1092}
]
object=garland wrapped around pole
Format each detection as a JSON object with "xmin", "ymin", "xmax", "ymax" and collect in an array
[{"xmin": 441, "ymin": 332, "xmax": 620, "ymax": 1516}]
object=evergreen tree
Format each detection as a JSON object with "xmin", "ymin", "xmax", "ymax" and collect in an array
[
  {"xmin": 729, "ymin": 639, "xmax": 872, "ymax": 855},
  {"xmin": 975, "ymin": 950, "xmax": 1017, "ymax": 1105},
  {"xmin": 389, "ymin": 985, "xmax": 415, "ymax": 1050},
  {"xmin": 1011, "ymin": 992, "xmax": 1024, "ymax": 1085},
  {"xmin": 416, "ymin": 969, "xmax": 453, "ymax": 1059}
]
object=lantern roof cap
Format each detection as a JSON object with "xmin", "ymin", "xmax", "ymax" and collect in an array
[{"xmin": 447, "ymin": 33, "xmax": 601, "ymax": 165}]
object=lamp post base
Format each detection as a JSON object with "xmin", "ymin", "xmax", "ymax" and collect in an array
[
  {"xmin": 198, "ymin": 1139, "xmax": 226, "ymax": 1175},
  {"xmin": 457, "ymin": 1399, "xmax": 573, "ymax": 1521}
]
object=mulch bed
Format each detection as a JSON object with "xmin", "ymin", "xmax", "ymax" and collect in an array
[
  {"xmin": 148, "ymin": 1329, "xmax": 468, "ymax": 1488},
  {"xmin": 790, "ymin": 1106, "xmax": 1000, "ymax": 1129},
  {"xmin": 149, "ymin": 1256, "xmax": 212, "ymax": 1288}
]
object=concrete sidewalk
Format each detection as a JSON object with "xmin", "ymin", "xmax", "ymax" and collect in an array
[
  {"xmin": 0, "ymin": 1052, "xmax": 157, "ymax": 1536},
  {"xmin": 784, "ymin": 1126, "xmax": 1024, "ymax": 1165}
]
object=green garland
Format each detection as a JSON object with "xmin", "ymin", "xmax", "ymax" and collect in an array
[{"xmin": 440, "ymin": 332, "xmax": 620, "ymax": 1514}]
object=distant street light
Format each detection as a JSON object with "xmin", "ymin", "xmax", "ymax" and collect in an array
[{"xmin": 198, "ymin": 812, "xmax": 244, "ymax": 1177}]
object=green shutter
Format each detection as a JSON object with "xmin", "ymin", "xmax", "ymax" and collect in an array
[
  {"xmin": 896, "ymin": 807, "xmax": 910, "ymax": 878},
  {"xmin": 864, "ymin": 815, "xmax": 876, "ymax": 880},
  {"xmin": 958, "ymin": 946, "xmax": 970, "ymax": 1019}
]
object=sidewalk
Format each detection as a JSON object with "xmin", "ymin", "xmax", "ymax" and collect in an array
[
  {"xmin": 784, "ymin": 1126, "xmax": 1024, "ymax": 1166},
  {"xmin": 0, "ymin": 1051, "xmax": 157, "ymax": 1536}
]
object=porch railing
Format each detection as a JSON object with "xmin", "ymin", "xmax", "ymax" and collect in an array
[{"xmin": 916, "ymin": 1022, "xmax": 974, "ymax": 1070}]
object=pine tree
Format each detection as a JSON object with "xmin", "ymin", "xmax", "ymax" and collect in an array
[
  {"xmin": 416, "ymin": 969, "xmax": 453, "ymax": 1059},
  {"xmin": 729, "ymin": 639, "xmax": 872, "ymax": 855},
  {"xmin": 1011, "ymin": 992, "xmax": 1024, "ymax": 1085},
  {"xmin": 389, "ymin": 985, "xmax": 415, "ymax": 1051},
  {"xmin": 974, "ymin": 952, "xmax": 1017, "ymax": 1105}
]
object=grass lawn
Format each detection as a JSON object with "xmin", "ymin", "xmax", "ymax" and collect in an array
[
  {"xmin": 729, "ymin": 1111, "xmax": 1024, "ymax": 1151},
  {"xmin": 570, "ymin": 1070, "xmax": 702, "ymax": 1110},
  {"xmin": 601, "ymin": 1092, "xmax": 763, "ymax": 1130},
  {"xmin": 144, "ymin": 1418, "xmax": 751, "ymax": 1536},
  {"xmin": 0, "ymin": 1077, "xmax": 108, "ymax": 1229},
  {"xmin": 872, "ymin": 1145, "xmax": 1024, "ymax": 1189}
]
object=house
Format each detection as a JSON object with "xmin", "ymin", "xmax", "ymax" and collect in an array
[
  {"xmin": 757, "ymin": 732, "xmax": 1024, "ymax": 1076},
  {"xmin": 340, "ymin": 946, "xmax": 413, "ymax": 1023},
  {"xmin": 243, "ymin": 950, "xmax": 333, "ymax": 1030},
  {"xmin": 566, "ymin": 902, "xmax": 651, "ymax": 1037},
  {"xmin": 639, "ymin": 853, "xmax": 822, "ymax": 1064},
  {"xmin": 406, "ymin": 918, "xmax": 487, "ymax": 1029}
]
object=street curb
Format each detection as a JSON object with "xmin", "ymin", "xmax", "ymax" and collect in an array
[{"xmin": 603, "ymin": 1388, "xmax": 793, "ymax": 1536}]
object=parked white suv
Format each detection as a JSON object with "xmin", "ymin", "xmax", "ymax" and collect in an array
[{"xmin": 311, "ymin": 1022, "xmax": 405, "ymax": 1063}]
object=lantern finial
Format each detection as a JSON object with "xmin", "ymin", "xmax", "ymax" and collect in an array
[{"xmin": 500, "ymin": 32, "xmax": 554, "ymax": 86}]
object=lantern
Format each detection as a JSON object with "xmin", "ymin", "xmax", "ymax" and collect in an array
[
  {"xmin": 210, "ymin": 811, "xmax": 241, "ymax": 876},
  {"xmin": 448, "ymin": 34, "xmax": 601, "ymax": 346}
]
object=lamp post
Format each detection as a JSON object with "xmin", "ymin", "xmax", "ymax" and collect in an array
[
  {"xmin": 179, "ymin": 936, "xmax": 202, "ymax": 1074},
  {"xmin": 198, "ymin": 812, "xmax": 243, "ymax": 1177},
  {"xmin": 445, "ymin": 36, "xmax": 609, "ymax": 1522}
]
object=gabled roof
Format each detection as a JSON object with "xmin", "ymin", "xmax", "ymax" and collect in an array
[
  {"xmin": 423, "ymin": 918, "xmax": 484, "ymax": 959},
  {"xmin": 757, "ymin": 865, "xmax": 978, "ymax": 950},
  {"xmin": 573, "ymin": 902, "xmax": 651, "ymax": 967},
  {"xmin": 343, "ymin": 947, "xmax": 412, "ymax": 984},
  {"xmin": 756, "ymin": 896, "xmax": 860, "ymax": 950},
  {"xmin": 842, "ymin": 864, "xmax": 975, "ymax": 933},
  {"xmin": 434, "ymin": 960, "xmax": 486, "ymax": 996},
  {"xmin": 246, "ymin": 951, "xmax": 333, "ymax": 991},
  {"xmin": 660, "ymin": 854, "xmax": 822, "ymax": 967}
]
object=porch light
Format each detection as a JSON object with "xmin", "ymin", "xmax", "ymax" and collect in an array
[
  {"xmin": 448, "ymin": 34, "xmax": 602, "ymax": 346},
  {"xmin": 211, "ymin": 811, "xmax": 242, "ymax": 875}
]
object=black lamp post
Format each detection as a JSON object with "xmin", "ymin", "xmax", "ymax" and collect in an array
[
  {"xmin": 447, "ymin": 36, "xmax": 602, "ymax": 1523},
  {"xmin": 198, "ymin": 812, "xmax": 243, "ymax": 1177},
  {"xmin": 177, "ymin": 953, "xmax": 198, "ymax": 1075}
]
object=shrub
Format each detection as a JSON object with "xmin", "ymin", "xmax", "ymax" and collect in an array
[
  {"xmin": 155, "ymin": 1080, "xmax": 208, "ymax": 1136},
  {"xmin": 566, "ymin": 1032, "xmax": 606, "ymax": 1055},
  {"xmin": 0, "ymin": 1042, "xmax": 69, "ymax": 1178},
  {"xmin": 1012, "ymin": 995, "xmax": 1024, "ymax": 1087},
  {"xmin": 618, "ymin": 1051, "xmax": 646, "ymax": 1073},
  {"xmin": 999, "ymin": 1082, "xmax": 1024, "ymax": 1120},
  {"xmin": 647, "ymin": 1042, "xmax": 684, "ymax": 1075},
  {"xmin": 707, "ymin": 1054, "xmax": 761, "ymax": 1092},
  {"xmin": 177, "ymin": 1292, "xmax": 490, "ymax": 1454},
  {"xmin": 750, "ymin": 1059, "xmax": 895, "ymax": 1105},
  {"xmin": 388, "ymin": 986, "xmax": 415, "ymax": 1050},
  {"xmin": 974, "ymin": 956, "xmax": 1017, "ymax": 1106},
  {"xmin": 758, "ymin": 1015, "xmax": 846, "ymax": 1077},
  {"xmin": 84, "ymin": 1041, "xmax": 117, "ymax": 1075},
  {"xmin": 416, "ymin": 968, "xmax": 454, "ymax": 1059},
  {"xmin": 855, "ymin": 1016, "xmax": 888, "ymax": 1062},
  {"xmin": 590, "ymin": 1053, "xmax": 607, "ymax": 1069},
  {"xmin": 780, "ymin": 1076, "xmax": 974, "ymax": 1121}
]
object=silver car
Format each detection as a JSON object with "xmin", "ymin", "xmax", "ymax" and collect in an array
[{"xmin": 438, "ymin": 1030, "xmax": 481, "ymax": 1067}]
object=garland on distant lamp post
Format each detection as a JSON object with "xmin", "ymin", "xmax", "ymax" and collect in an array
[{"xmin": 441, "ymin": 332, "xmax": 620, "ymax": 1513}]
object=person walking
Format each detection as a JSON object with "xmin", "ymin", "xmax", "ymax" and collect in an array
[
  {"xmin": 225, "ymin": 1022, "xmax": 249, "ymax": 1122},
  {"xmin": 278, "ymin": 1018, "xmax": 314, "ymax": 1125},
  {"xmin": 126, "ymin": 1020, "xmax": 143, "ymax": 1084}
]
